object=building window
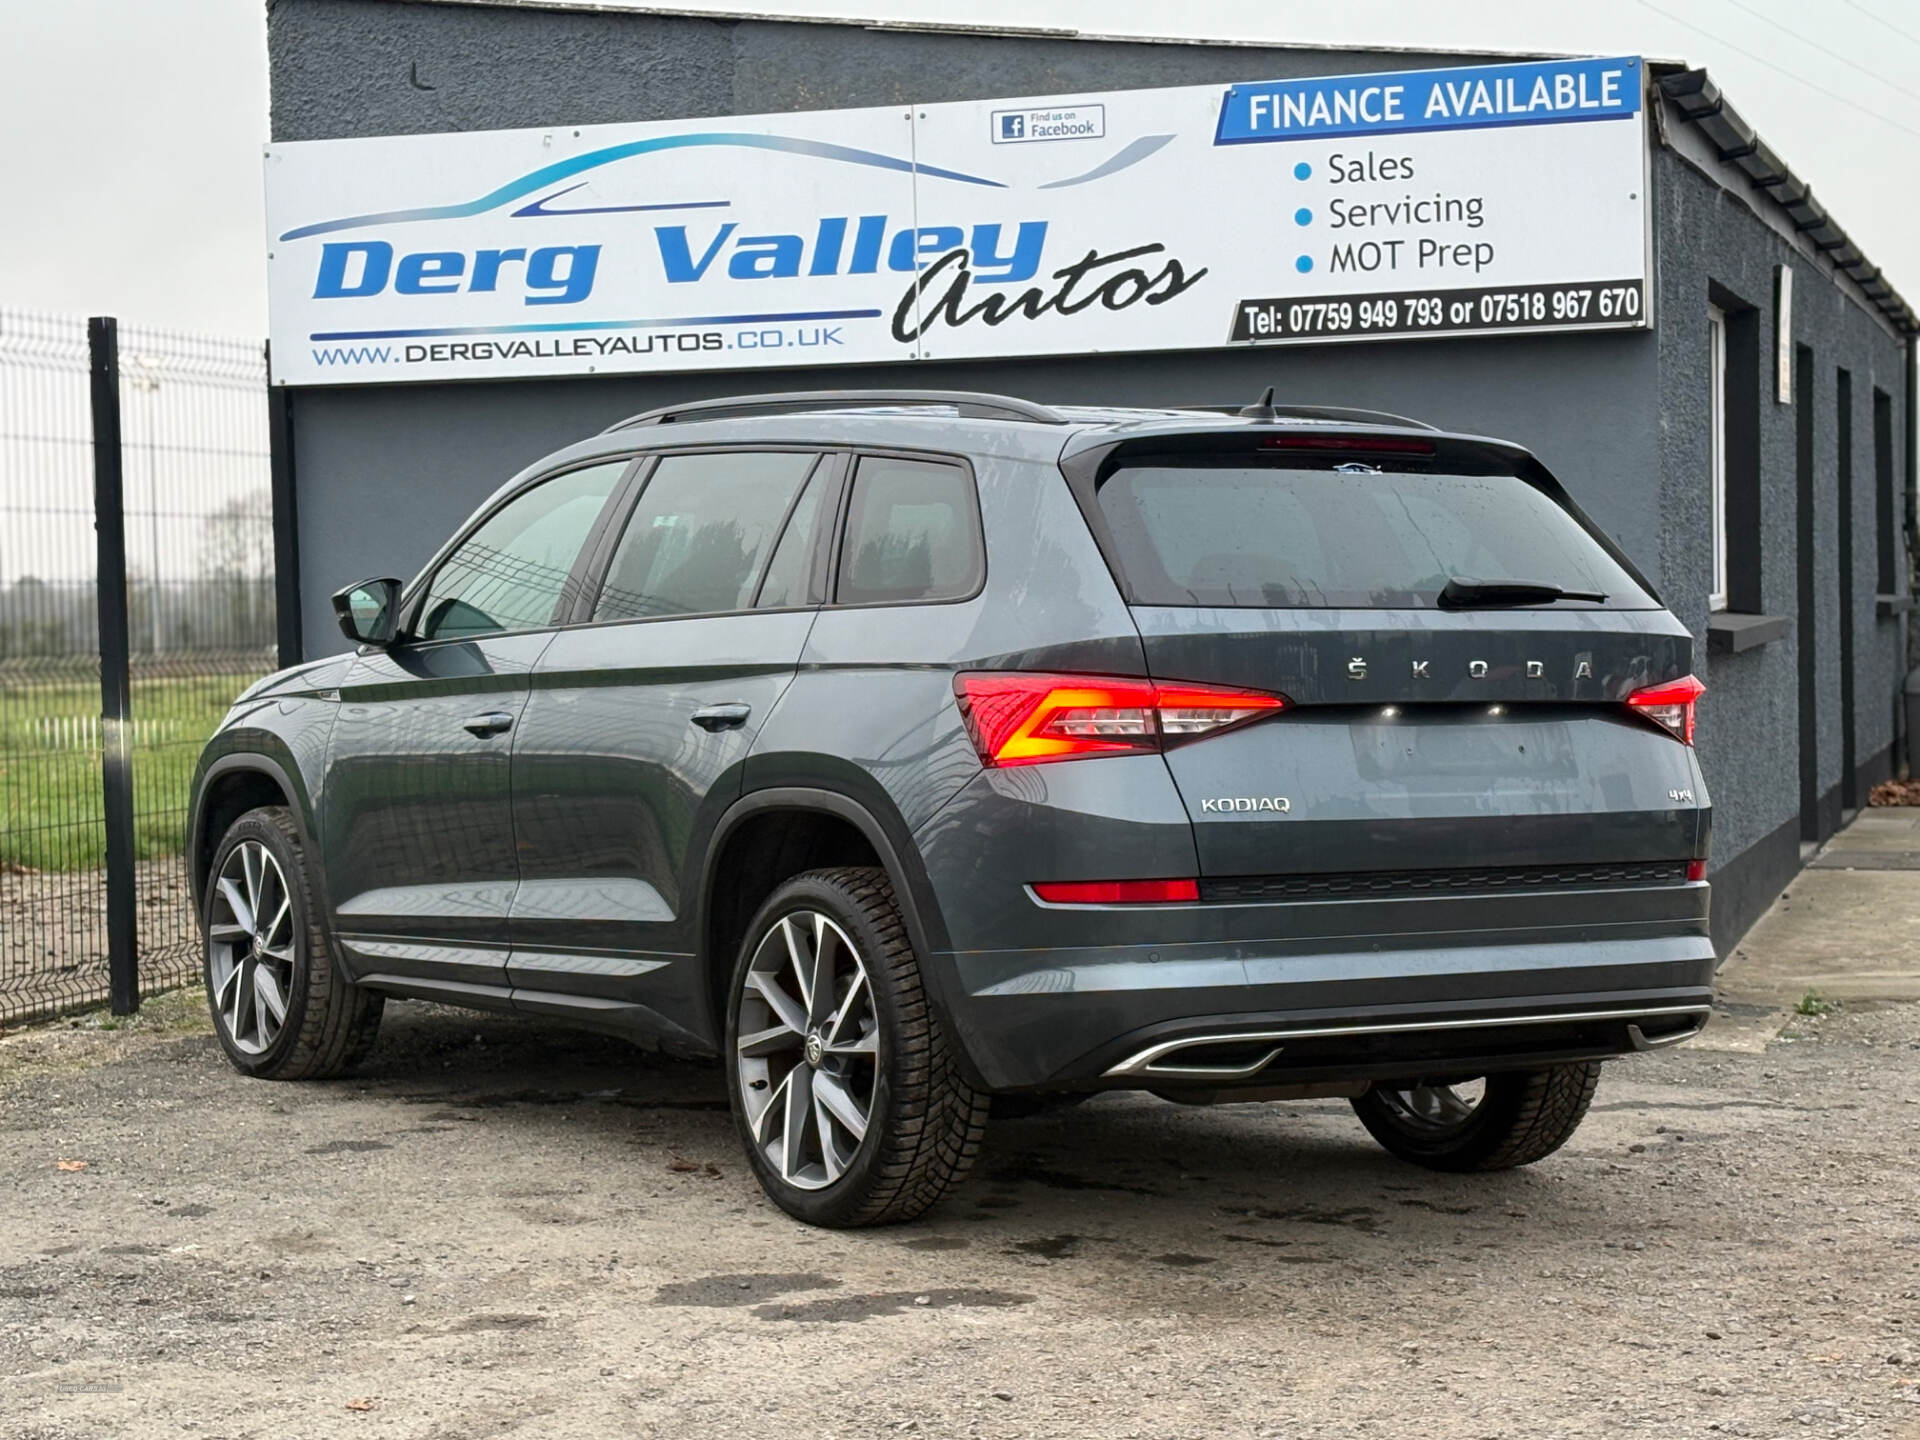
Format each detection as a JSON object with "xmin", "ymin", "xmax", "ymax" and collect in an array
[
  {"xmin": 1709, "ymin": 290, "xmax": 1764, "ymax": 614},
  {"xmin": 1708, "ymin": 304, "xmax": 1728, "ymax": 611},
  {"xmin": 1876, "ymin": 388, "xmax": 1898, "ymax": 596}
]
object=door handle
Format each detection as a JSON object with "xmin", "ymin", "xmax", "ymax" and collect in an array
[
  {"xmin": 690, "ymin": 702, "xmax": 752, "ymax": 732},
  {"xmin": 462, "ymin": 711, "xmax": 515, "ymax": 738}
]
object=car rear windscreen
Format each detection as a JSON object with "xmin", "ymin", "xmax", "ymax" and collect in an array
[{"xmin": 1095, "ymin": 463, "xmax": 1653, "ymax": 609}]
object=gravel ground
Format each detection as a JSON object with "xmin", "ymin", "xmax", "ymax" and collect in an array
[{"xmin": 3, "ymin": 990, "xmax": 1918, "ymax": 1440}]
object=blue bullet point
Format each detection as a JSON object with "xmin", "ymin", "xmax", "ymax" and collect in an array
[
  {"xmin": 1296, "ymin": 255, "xmax": 1314, "ymax": 274},
  {"xmin": 1294, "ymin": 207, "xmax": 1312, "ymax": 227},
  {"xmin": 1294, "ymin": 161, "xmax": 1312, "ymax": 180}
]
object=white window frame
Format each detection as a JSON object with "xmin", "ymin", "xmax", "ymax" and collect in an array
[{"xmin": 1708, "ymin": 305, "xmax": 1729, "ymax": 612}]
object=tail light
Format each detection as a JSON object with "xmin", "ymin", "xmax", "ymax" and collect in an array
[
  {"xmin": 1686, "ymin": 858, "xmax": 1708, "ymax": 882},
  {"xmin": 1626, "ymin": 674, "xmax": 1705, "ymax": 744},
  {"xmin": 955, "ymin": 672, "xmax": 1287, "ymax": 766}
]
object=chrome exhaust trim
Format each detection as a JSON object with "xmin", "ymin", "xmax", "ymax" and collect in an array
[
  {"xmin": 1627, "ymin": 1018, "xmax": 1707, "ymax": 1050},
  {"xmin": 1103, "ymin": 1004, "xmax": 1714, "ymax": 1080},
  {"xmin": 1130, "ymin": 1046, "xmax": 1286, "ymax": 1082}
]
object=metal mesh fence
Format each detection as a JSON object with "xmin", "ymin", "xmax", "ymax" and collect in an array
[
  {"xmin": 0, "ymin": 313, "xmax": 108, "ymax": 1020},
  {"xmin": 118, "ymin": 321, "xmax": 275, "ymax": 997},
  {"xmin": 0, "ymin": 309, "xmax": 274, "ymax": 1024}
]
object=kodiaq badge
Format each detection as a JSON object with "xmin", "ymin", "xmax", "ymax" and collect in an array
[{"xmin": 1201, "ymin": 796, "xmax": 1292, "ymax": 813}]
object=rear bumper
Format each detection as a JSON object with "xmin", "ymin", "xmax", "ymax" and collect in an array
[
  {"xmin": 927, "ymin": 928, "xmax": 1716, "ymax": 1091},
  {"xmin": 911, "ymin": 756, "xmax": 1715, "ymax": 1091}
]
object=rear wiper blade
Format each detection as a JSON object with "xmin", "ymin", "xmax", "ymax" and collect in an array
[{"xmin": 1437, "ymin": 577, "xmax": 1608, "ymax": 609}]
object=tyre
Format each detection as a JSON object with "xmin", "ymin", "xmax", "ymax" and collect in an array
[
  {"xmin": 725, "ymin": 867, "xmax": 989, "ymax": 1227},
  {"xmin": 1351, "ymin": 1063, "xmax": 1602, "ymax": 1172},
  {"xmin": 202, "ymin": 806, "xmax": 383, "ymax": 1080}
]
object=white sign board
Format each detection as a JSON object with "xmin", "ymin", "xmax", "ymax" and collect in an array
[{"xmin": 265, "ymin": 55, "xmax": 1649, "ymax": 386}]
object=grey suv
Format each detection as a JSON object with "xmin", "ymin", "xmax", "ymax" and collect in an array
[{"xmin": 189, "ymin": 390, "xmax": 1714, "ymax": 1227}]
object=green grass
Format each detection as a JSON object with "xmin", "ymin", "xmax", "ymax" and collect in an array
[
  {"xmin": 0, "ymin": 670, "xmax": 263, "ymax": 873},
  {"xmin": 1794, "ymin": 989, "xmax": 1836, "ymax": 1018}
]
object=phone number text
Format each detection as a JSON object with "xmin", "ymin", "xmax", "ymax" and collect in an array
[{"xmin": 1229, "ymin": 280, "xmax": 1645, "ymax": 343}]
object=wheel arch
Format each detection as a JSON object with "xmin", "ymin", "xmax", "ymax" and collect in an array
[
  {"xmin": 190, "ymin": 751, "xmax": 314, "ymax": 917},
  {"xmin": 697, "ymin": 785, "xmax": 957, "ymax": 1056}
]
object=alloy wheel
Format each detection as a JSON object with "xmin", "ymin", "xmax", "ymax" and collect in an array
[
  {"xmin": 1372, "ymin": 1077, "xmax": 1489, "ymax": 1134},
  {"xmin": 735, "ymin": 909, "xmax": 880, "ymax": 1190},
  {"xmin": 206, "ymin": 839, "xmax": 297, "ymax": 1055}
]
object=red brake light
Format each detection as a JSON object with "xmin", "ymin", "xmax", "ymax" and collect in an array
[
  {"xmin": 1686, "ymin": 858, "xmax": 1708, "ymax": 882},
  {"xmin": 1259, "ymin": 434, "xmax": 1436, "ymax": 455},
  {"xmin": 955, "ymin": 672, "xmax": 1287, "ymax": 766},
  {"xmin": 1626, "ymin": 674, "xmax": 1705, "ymax": 744},
  {"xmin": 1032, "ymin": 878, "xmax": 1200, "ymax": 904}
]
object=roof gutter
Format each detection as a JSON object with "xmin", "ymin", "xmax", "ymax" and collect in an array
[{"xmin": 1656, "ymin": 68, "xmax": 1917, "ymax": 339}]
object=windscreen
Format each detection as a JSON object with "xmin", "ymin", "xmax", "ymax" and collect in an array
[{"xmin": 1095, "ymin": 463, "xmax": 1653, "ymax": 609}]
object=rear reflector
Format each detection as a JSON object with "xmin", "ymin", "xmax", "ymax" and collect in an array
[
  {"xmin": 955, "ymin": 672, "xmax": 1286, "ymax": 766},
  {"xmin": 1626, "ymin": 674, "xmax": 1705, "ymax": 744},
  {"xmin": 1686, "ymin": 858, "xmax": 1708, "ymax": 882},
  {"xmin": 1032, "ymin": 879, "xmax": 1200, "ymax": 904}
]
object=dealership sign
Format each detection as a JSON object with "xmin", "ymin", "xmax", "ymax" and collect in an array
[{"xmin": 264, "ymin": 55, "xmax": 1650, "ymax": 386}]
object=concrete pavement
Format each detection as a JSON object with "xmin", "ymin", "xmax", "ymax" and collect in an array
[{"xmin": 1704, "ymin": 805, "xmax": 1920, "ymax": 1053}]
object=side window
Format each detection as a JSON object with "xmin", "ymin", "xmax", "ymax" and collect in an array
[
  {"xmin": 836, "ymin": 456, "xmax": 983, "ymax": 605},
  {"xmin": 416, "ymin": 460, "xmax": 627, "ymax": 642},
  {"xmin": 594, "ymin": 451, "xmax": 818, "ymax": 622},
  {"xmin": 754, "ymin": 472, "xmax": 826, "ymax": 609}
]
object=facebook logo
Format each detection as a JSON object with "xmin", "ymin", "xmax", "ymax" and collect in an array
[{"xmin": 991, "ymin": 105, "xmax": 1104, "ymax": 144}]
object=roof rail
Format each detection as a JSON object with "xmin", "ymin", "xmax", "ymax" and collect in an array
[
  {"xmin": 1179, "ymin": 402, "xmax": 1440, "ymax": 432},
  {"xmin": 602, "ymin": 390, "xmax": 1067, "ymax": 432}
]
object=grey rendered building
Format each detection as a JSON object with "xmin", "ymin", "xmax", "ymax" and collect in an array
[{"xmin": 264, "ymin": 1, "xmax": 1916, "ymax": 953}]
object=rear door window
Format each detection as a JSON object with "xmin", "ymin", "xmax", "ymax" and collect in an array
[
  {"xmin": 753, "ymin": 470, "xmax": 827, "ymax": 610},
  {"xmin": 835, "ymin": 456, "xmax": 983, "ymax": 605},
  {"xmin": 593, "ymin": 451, "xmax": 819, "ymax": 621},
  {"xmin": 1095, "ymin": 463, "xmax": 1652, "ymax": 608}
]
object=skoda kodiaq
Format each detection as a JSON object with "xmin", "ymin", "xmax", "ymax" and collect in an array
[{"xmin": 189, "ymin": 391, "xmax": 1714, "ymax": 1227}]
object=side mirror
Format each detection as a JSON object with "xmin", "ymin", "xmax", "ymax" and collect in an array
[{"xmin": 331, "ymin": 577, "xmax": 402, "ymax": 647}]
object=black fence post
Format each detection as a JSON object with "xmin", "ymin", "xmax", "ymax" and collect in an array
[
  {"xmin": 266, "ymin": 348, "xmax": 302, "ymax": 669},
  {"xmin": 90, "ymin": 316, "xmax": 139, "ymax": 1016}
]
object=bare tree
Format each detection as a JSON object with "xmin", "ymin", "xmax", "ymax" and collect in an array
[{"xmin": 198, "ymin": 489, "xmax": 275, "ymax": 649}]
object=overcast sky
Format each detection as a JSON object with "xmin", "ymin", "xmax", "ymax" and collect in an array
[{"xmin": 1, "ymin": 0, "xmax": 1916, "ymax": 339}]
